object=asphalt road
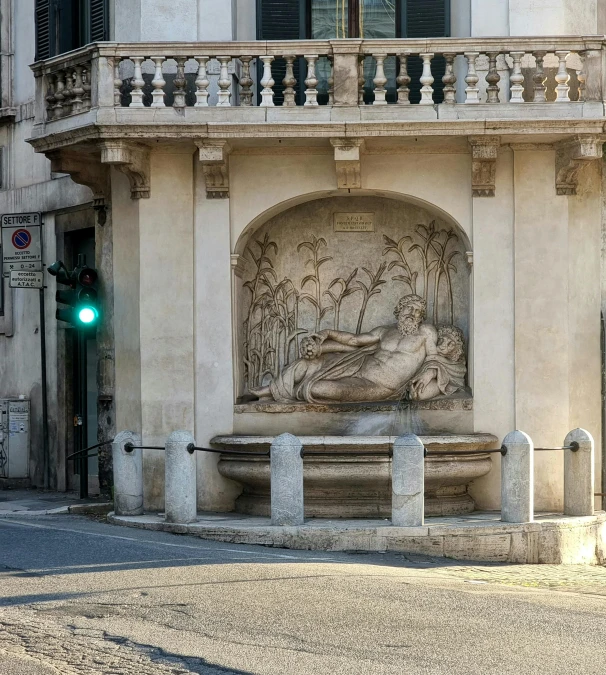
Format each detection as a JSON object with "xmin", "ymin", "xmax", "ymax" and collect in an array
[{"xmin": 1, "ymin": 515, "xmax": 605, "ymax": 674}]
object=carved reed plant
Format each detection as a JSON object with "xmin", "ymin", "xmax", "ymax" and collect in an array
[
  {"xmin": 298, "ymin": 235, "xmax": 334, "ymax": 333},
  {"xmin": 323, "ymin": 268, "xmax": 360, "ymax": 330},
  {"xmin": 354, "ymin": 262, "xmax": 388, "ymax": 334}
]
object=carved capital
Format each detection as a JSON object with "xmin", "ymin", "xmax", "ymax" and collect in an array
[
  {"xmin": 555, "ymin": 135, "xmax": 603, "ymax": 196},
  {"xmin": 331, "ymin": 138, "xmax": 364, "ymax": 189},
  {"xmin": 100, "ymin": 140, "xmax": 151, "ymax": 199},
  {"xmin": 196, "ymin": 140, "xmax": 232, "ymax": 199},
  {"xmin": 469, "ymin": 136, "xmax": 500, "ymax": 197},
  {"xmin": 230, "ymin": 253, "xmax": 248, "ymax": 279}
]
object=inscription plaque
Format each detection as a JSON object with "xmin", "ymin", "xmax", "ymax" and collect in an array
[{"xmin": 334, "ymin": 212, "xmax": 374, "ymax": 232}]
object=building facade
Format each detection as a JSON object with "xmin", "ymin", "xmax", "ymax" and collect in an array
[{"xmin": 1, "ymin": 0, "xmax": 606, "ymax": 515}]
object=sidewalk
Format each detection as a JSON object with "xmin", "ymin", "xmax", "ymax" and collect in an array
[{"xmin": 0, "ymin": 489, "xmax": 112, "ymax": 517}]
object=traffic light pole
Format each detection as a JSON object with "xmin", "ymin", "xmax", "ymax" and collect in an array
[
  {"xmin": 39, "ymin": 287, "xmax": 50, "ymax": 489},
  {"xmin": 78, "ymin": 328, "xmax": 88, "ymax": 499}
]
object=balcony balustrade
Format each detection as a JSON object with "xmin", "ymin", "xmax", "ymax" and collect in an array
[{"xmin": 29, "ymin": 37, "xmax": 606, "ymax": 150}]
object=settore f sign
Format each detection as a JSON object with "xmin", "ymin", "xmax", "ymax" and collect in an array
[{"xmin": 1, "ymin": 212, "xmax": 42, "ymax": 276}]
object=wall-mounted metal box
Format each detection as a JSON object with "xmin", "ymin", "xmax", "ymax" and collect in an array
[{"xmin": 0, "ymin": 399, "xmax": 30, "ymax": 478}]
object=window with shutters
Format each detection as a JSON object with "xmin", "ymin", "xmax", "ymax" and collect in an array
[
  {"xmin": 257, "ymin": 0, "xmax": 449, "ymax": 103},
  {"xmin": 35, "ymin": 0, "xmax": 108, "ymax": 61}
]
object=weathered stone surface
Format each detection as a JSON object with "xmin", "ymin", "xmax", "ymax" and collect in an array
[
  {"xmin": 501, "ymin": 430, "xmax": 534, "ymax": 523},
  {"xmin": 564, "ymin": 428, "xmax": 594, "ymax": 517},
  {"xmin": 392, "ymin": 434, "xmax": 425, "ymax": 527},
  {"xmin": 112, "ymin": 430, "xmax": 143, "ymax": 516},
  {"xmin": 270, "ymin": 433, "xmax": 304, "ymax": 526},
  {"xmin": 107, "ymin": 511, "xmax": 606, "ymax": 565},
  {"xmin": 165, "ymin": 430, "xmax": 196, "ymax": 524},
  {"xmin": 214, "ymin": 433, "xmax": 496, "ymax": 518}
]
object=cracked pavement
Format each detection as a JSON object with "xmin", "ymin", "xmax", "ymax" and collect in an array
[{"xmin": 1, "ymin": 516, "xmax": 606, "ymax": 674}]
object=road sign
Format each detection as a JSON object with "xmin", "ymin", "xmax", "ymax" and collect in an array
[
  {"xmin": 9, "ymin": 271, "xmax": 44, "ymax": 289},
  {"xmin": 1, "ymin": 212, "xmax": 42, "ymax": 275}
]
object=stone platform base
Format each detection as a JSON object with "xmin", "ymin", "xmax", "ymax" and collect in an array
[{"xmin": 107, "ymin": 510, "xmax": 606, "ymax": 565}]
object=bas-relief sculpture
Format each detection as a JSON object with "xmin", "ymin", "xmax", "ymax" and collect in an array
[{"xmin": 241, "ymin": 198, "xmax": 469, "ymax": 405}]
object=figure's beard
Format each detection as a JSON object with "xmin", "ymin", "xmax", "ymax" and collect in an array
[{"xmin": 398, "ymin": 317, "xmax": 421, "ymax": 336}]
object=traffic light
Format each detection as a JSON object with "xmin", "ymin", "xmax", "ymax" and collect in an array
[
  {"xmin": 48, "ymin": 258, "xmax": 100, "ymax": 329},
  {"xmin": 74, "ymin": 265, "xmax": 99, "ymax": 327}
]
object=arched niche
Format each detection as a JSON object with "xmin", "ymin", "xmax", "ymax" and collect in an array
[{"xmin": 233, "ymin": 194, "xmax": 471, "ymax": 403}]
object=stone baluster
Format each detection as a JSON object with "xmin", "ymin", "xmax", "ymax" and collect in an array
[
  {"xmin": 150, "ymin": 56, "xmax": 166, "ymax": 107},
  {"xmin": 129, "ymin": 56, "xmax": 145, "ymax": 107},
  {"xmin": 577, "ymin": 52, "xmax": 587, "ymax": 102},
  {"xmin": 71, "ymin": 65, "xmax": 85, "ymax": 112},
  {"xmin": 45, "ymin": 74, "xmax": 56, "ymax": 120},
  {"xmin": 239, "ymin": 56, "xmax": 254, "ymax": 106},
  {"xmin": 304, "ymin": 55, "xmax": 319, "ymax": 106},
  {"xmin": 532, "ymin": 51, "xmax": 547, "ymax": 103},
  {"xmin": 486, "ymin": 52, "xmax": 501, "ymax": 103},
  {"xmin": 62, "ymin": 68, "xmax": 74, "ymax": 115},
  {"xmin": 327, "ymin": 55, "xmax": 334, "ymax": 105},
  {"xmin": 397, "ymin": 53, "xmax": 411, "ymax": 104},
  {"xmin": 217, "ymin": 56, "xmax": 232, "ymax": 106},
  {"xmin": 282, "ymin": 55, "xmax": 297, "ymax": 107},
  {"xmin": 555, "ymin": 50, "xmax": 571, "ymax": 102},
  {"xmin": 259, "ymin": 56, "xmax": 275, "ymax": 107},
  {"xmin": 53, "ymin": 70, "xmax": 66, "ymax": 116},
  {"xmin": 194, "ymin": 56, "xmax": 210, "ymax": 107},
  {"xmin": 372, "ymin": 53, "xmax": 388, "ymax": 105},
  {"xmin": 173, "ymin": 57, "xmax": 187, "ymax": 109},
  {"xmin": 442, "ymin": 53, "xmax": 457, "ymax": 104},
  {"xmin": 114, "ymin": 58, "xmax": 123, "ymax": 106},
  {"xmin": 509, "ymin": 51, "xmax": 525, "ymax": 103},
  {"xmin": 358, "ymin": 55, "xmax": 366, "ymax": 104},
  {"xmin": 419, "ymin": 53, "xmax": 435, "ymax": 105},
  {"xmin": 82, "ymin": 67, "xmax": 92, "ymax": 110},
  {"xmin": 464, "ymin": 52, "xmax": 480, "ymax": 103}
]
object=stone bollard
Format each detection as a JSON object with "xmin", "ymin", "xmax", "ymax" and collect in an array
[
  {"xmin": 112, "ymin": 430, "xmax": 144, "ymax": 516},
  {"xmin": 165, "ymin": 430, "xmax": 197, "ymax": 524},
  {"xmin": 270, "ymin": 433, "xmax": 304, "ymax": 526},
  {"xmin": 501, "ymin": 430, "xmax": 534, "ymax": 523},
  {"xmin": 392, "ymin": 434, "xmax": 425, "ymax": 527},
  {"xmin": 564, "ymin": 428, "xmax": 595, "ymax": 517}
]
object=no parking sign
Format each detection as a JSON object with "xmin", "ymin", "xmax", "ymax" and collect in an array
[{"xmin": 1, "ymin": 213, "xmax": 42, "ymax": 275}]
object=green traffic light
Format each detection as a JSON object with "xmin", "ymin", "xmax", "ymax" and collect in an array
[{"xmin": 78, "ymin": 307, "xmax": 98, "ymax": 324}]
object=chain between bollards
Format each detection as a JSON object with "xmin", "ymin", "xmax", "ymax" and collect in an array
[
  {"xmin": 124, "ymin": 443, "xmax": 165, "ymax": 452},
  {"xmin": 186, "ymin": 444, "xmax": 269, "ymax": 457},
  {"xmin": 533, "ymin": 443, "xmax": 579, "ymax": 452}
]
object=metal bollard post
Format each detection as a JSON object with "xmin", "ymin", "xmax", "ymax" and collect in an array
[
  {"xmin": 112, "ymin": 430, "xmax": 144, "ymax": 516},
  {"xmin": 392, "ymin": 434, "xmax": 425, "ymax": 527},
  {"xmin": 501, "ymin": 430, "xmax": 534, "ymax": 523},
  {"xmin": 165, "ymin": 430, "xmax": 197, "ymax": 524},
  {"xmin": 270, "ymin": 433, "xmax": 304, "ymax": 526},
  {"xmin": 564, "ymin": 428, "xmax": 594, "ymax": 517}
]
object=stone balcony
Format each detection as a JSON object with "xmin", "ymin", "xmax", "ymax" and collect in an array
[{"xmin": 28, "ymin": 36, "xmax": 606, "ymax": 152}]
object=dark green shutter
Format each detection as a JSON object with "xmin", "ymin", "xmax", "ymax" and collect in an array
[
  {"xmin": 404, "ymin": 0, "xmax": 449, "ymax": 103},
  {"xmin": 89, "ymin": 0, "xmax": 108, "ymax": 42},
  {"xmin": 257, "ymin": 0, "xmax": 303, "ymax": 105},
  {"xmin": 35, "ymin": 0, "xmax": 53, "ymax": 60}
]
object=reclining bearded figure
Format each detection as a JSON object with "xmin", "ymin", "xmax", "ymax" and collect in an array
[{"xmin": 250, "ymin": 294, "xmax": 467, "ymax": 404}]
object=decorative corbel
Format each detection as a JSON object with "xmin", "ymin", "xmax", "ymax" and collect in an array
[
  {"xmin": 196, "ymin": 140, "xmax": 232, "ymax": 199},
  {"xmin": 100, "ymin": 140, "xmax": 151, "ymax": 199},
  {"xmin": 555, "ymin": 135, "xmax": 603, "ymax": 196},
  {"xmin": 330, "ymin": 138, "xmax": 364, "ymax": 189},
  {"xmin": 46, "ymin": 149, "xmax": 111, "ymax": 224},
  {"xmin": 230, "ymin": 253, "xmax": 248, "ymax": 279},
  {"xmin": 469, "ymin": 136, "xmax": 500, "ymax": 197}
]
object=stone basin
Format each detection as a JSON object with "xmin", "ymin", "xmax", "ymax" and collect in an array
[{"xmin": 211, "ymin": 434, "xmax": 498, "ymax": 517}]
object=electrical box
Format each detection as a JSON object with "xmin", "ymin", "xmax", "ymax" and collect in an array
[{"xmin": 0, "ymin": 399, "xmax": 30, "ymax": 478}]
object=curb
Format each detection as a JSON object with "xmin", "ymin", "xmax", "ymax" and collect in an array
[{"xmin": 0, "ymin": 502, "xmax": 113, "ymax": 518}]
